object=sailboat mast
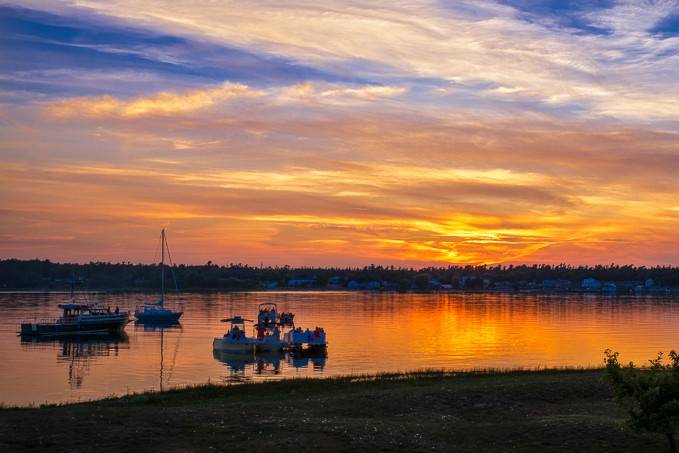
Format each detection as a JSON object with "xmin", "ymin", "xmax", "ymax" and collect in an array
[{"xmin": 161, "ymin": 229, "xmax": 165, "ymax": 304}]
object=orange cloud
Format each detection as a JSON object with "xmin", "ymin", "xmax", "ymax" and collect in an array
[
  {"xmin": 44, "ymin": 82, "xmax": 407, "ymax": 121},
  {"xmin": 3, "ymin": 85, "xmax": 679, "ymax": 266},
  {"xmin": 46, "ymin": 82, "xmax": 262, "ymax": 118}
]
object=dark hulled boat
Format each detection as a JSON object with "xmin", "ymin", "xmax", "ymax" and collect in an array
[{"xmin": 20, "ymin": 303, "xmax": 130, "ymax": 336}]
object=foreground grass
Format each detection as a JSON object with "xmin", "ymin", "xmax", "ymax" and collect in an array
[{"xmin": 0, "ymin": 369, "xmax": 668, "ymax": 452}]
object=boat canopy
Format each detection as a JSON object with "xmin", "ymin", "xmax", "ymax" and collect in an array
[
  {"xmin": 142, "ymin": 300, "xmax": 164, "ymax": 306},
  {"xmin": 57, "ymin": 303, "xmax": 86, "ymax": 310},
  {"xmin": 220, "ymin": 316, "xmax": 253, "ymax": 324}
]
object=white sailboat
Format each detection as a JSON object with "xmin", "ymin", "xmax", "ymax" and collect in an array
[{"xmin": 135, "ymin": 229, "xmax": 183, "ymax": 323}]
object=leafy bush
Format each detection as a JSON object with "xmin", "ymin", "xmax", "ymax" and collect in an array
[{"xmin": 604, "ymin": 349, "xmax": 679, "ymax": 452}]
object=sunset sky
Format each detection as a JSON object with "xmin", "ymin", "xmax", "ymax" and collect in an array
[{"xmin": 2, "ymin": 1, "xmax": 679, "ymax": 266}]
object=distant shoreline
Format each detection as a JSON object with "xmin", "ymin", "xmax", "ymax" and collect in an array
[
  {"xmin": 1, "ymin": 288, "xmax": 679, "ymax": 296},
  {"xmin": 4, "ymin": 259, "xmax": 679, "ymax": 295},
  {"xmin": 0, "ymin": 368, "xmax": 667, "ymax": 451}
]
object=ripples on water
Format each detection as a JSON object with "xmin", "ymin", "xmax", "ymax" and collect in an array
[{"xmin": 1, "ymin": 291, "xmax": 678, "ymax": 406}]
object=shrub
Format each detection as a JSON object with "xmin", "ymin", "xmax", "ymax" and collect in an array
[{"xmin": 604, "ymin": 349, "xmax": 679, "ymax": 452}]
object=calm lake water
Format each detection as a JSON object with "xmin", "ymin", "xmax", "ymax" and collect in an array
[{"xmin": 1, "ymin": 291, "xmax": 678, "ymax": 406}]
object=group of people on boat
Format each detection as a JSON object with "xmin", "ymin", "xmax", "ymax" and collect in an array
[
  {"xmin": 284, "ymin": 325, "xmax": 327, "ymax": 349},
  {"xmin": 290, "ymin": 326, "xmax": 325, "ymax": 338},
  {"xmin": 279, "ymin": 312, "xmax": 294, "ymax": 326},
  {"xmin": 256, "ymin": 324, "xmax": 281, "ymax": 340},
  {"xmin": 230, "ymin": 325, "xmax": 246, "ymax": 340},
  {"xmin": 213, "ymin": 303, "xmax": 327, "ymax": 353}
]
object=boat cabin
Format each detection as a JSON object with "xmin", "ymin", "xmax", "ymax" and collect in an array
[
  {"xmin": 57, "ymin": 304, "xmax": 114, "ymax": 318},
  {"xmin": 58, "ymin": 303, "xmax": 87, "ymax": 318}
]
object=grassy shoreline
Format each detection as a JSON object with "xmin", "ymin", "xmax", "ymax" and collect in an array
[{"xmin": 0, "ymin": 368, "xmax": 668, "ymax": 452}]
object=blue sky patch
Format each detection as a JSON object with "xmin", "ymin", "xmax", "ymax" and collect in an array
[
  {"xmin": 497, "ymin": 0, "xmax": 614, "ymax": 35},
  {"xmin": 650, "ymin": 13, "xmax": 679, "ymax": 38},
  {"xmin": 0, "ymin": 6, "xmax": 356, "ymax": 98}
]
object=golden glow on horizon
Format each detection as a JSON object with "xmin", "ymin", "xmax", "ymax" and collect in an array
[
  {"xmin": 3, "ymin": 79, "xmax": 679, "ymax": 265},
  {"xmin": 3, "ymin": 0, "xmax": 679, "ymax": 266}
]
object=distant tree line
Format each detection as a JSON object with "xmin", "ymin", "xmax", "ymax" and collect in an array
[{"xmin": 1, "ymin": 259, "xmax": 679, "ymax": 291}]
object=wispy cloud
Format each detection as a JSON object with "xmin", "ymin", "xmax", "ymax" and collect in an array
[
  {"xmin": 45, "ymin": 82, "xmax": 263, "ymax": 118},
  {"xmin": 13, "ymin": 0, "xmax": 679, "ymax": 122},
  {"xmin": 3, "ymin": 2, "xmax": 679, "ymax": 265}
]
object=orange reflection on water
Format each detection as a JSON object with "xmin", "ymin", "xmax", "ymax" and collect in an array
[{"xmin": 1, "ymin": 292, "xmax": 678, "ymax": 406}]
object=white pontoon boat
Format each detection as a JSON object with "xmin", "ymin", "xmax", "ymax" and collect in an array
[{"xmin": 212, "ymin": 316, "xmax": 257, "ymax": 353}]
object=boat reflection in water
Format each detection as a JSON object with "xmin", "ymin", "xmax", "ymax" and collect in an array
[
  {"xmin": 20, "ymin": 333, "xmax": 129, "ymax": 388},
  {"xmin": 212, "ymin": 350, "xmax": 283, "ymax": 382},
  {"xmin": 286, "ymin": 349, "xmax": 327, "ymax": 371},
  {"xmin": 213, "ymin": 348, "xmax": 327, "ymax": 383},
  {"xmin": 133, "ymin": 320, "xmax": 183, "ymax": 391}
]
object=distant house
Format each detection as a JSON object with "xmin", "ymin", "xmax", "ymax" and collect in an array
[
  {"xmin": 602, "ymin": 282, "xmax": 617, "ymax": 294},
  {"xmin": 581, "ymin": 278, "xmax": 602, "ymax": 291},
  {"xmin": 365, "ymin": 280, "xmax": 381, "ymax": 290},
  {"xmin": 614, "ymin": 281, "xmax": 639, "ymax": 295},
  {"xmin": 382, "ymin": 281, "xmax": 399, "ymax": 291},
  {"xmin": 542, "ymin": 279, "xmax": 572, "ymax": 291},
  {"xmin": 287, "ymin": 278, "xmax": 317, "ymax": 288},
  {"xmin": 327, "ymin": 276, "xmax": 344, "ymax": 289},
  {"xmin": 523, "ymin": 280, "xmax": 539, "ymax": 291},
  {"xmin": 347, "ymin": 280, "xmax": 381, "ymax": 290},
  {"xmin": 264, "ymin": 280, "xmax": 279, "ymax": 289},
  {"xmin": 493, "ymin": 281, "xmax": 515, "ymax": 292},
  {"xmin": 636, "ymin": 279, "xmax": 661, "ymax": 295}
]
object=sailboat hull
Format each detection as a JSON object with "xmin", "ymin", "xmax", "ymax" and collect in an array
[{"xmin": 135, "ymin": 310, "xmax": 183, "ymax": 322}]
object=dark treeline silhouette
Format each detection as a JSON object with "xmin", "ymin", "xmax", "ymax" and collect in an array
[{"xmin": 1, "ymin": 259, "xmax": 679, "ymax": 291}]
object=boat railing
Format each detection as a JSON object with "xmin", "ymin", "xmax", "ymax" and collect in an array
[
  {"xmin": 23, "ymin": 316, "xmax": 79, "ymax": 325},
  {"xmin": 25, "ymin": 310, "xmax": 129, "ymax": 324}
]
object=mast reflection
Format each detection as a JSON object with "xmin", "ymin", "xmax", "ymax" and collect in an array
[{"xmin": 134, "ymin": 320, "xmax": 182, "ymax": 391}]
